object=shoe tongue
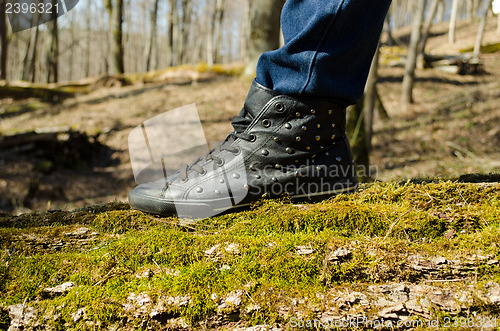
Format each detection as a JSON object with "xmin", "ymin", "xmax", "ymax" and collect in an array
[{"xmin": 241, "ymin": 81, "xmax": 279, "ymax": 119}]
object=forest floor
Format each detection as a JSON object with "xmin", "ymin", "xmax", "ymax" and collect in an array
[{"xmin": 0, "ymin": 19, "xmax": 499, "ymax": 330}]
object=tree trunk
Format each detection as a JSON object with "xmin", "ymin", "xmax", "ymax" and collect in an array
[
  {"xmin": 401, "ymin": 0, "xmax": 427, "ymax": 109},
  {"xmin": 113, "ymin": 0, "xmax": 125, "ymax": 74},
  {"xmin": 346, "ymin": 98, "xmax": 370, "ymax": 182},
  {"xmin": 29, "ymin": 25, "xmax": 40, "ymax": 82},
  {"xmin": 85, "ymin": 0, "xmax": 92, "ymax": 77},
  {"xmin": 167, "ymin": 0, "xmax": 177, "ymax": 67},
  {"xmin": 437, "ymin": 0, "xmax": 445, "ymax": 22},
  {"xmin": 145, "ymin": 0, "xmax": 159, "ymax": 72},
  {"xmin": 0, "ymin": 0, "xmax": 8, "ymax": 80},
  {"xmin": 473, "ymin": 0, "xmax": 493, "ymax": 59},
  {"xmin": 418, "ymin": 0, "xmax": 440, "ymax": 67},
  {"xmin": 213, "ymin": 0, "xmax": 225, "ymax": 63},
  {"xmin": 243, "ymin": 0, "xmax": 285, "ymax": 77},
  {"xmin": 46, "ymin": 0, "xmax": 59, "ymax": 83},
  {"xmin": 449, "ymin": 0, "xmax": 459, "ymax": 44},
  {"xmin": 239, "ymin": 0, "xmax": 250, "ymax": 63},
  {"xmin": 383, "ymin": 14, "xmax": 395, "ymax": 46},
  {"xmin": 364, "ymin": 42, "xmax": 380, "ymax": 153}
]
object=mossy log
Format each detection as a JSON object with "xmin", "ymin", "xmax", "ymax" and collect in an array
[
  {"xmin": 0, "ymin": 84, "xmax": 75, "ymax": 103},
  {"xmin": 1, "ymin": 179, "xmax": 499, "ymax": 329},
  {"xmin": 423, "ymin": 53, "xmax": 485, "ymax": 75}
]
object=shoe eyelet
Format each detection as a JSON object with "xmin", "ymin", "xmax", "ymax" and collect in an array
[
  {"xmin": 275, "ymin": 103, "xmax": 285, "ymax": 112},
  {"xmin": 249, "ymin": 134, "xmax": 257, "ymax": 142},
  {"xmin": 262, "ymin": 119, "xmax": 271, "ymax": 128},
  {"xmin": 233, "ymin": 147, "xmax": 241, "ymax": 156},
  {"xmin": 200, "ymin": 169, "xmax": 208, "ymax": 176},
  {"xmin": 181, "ymin": 178, "xmax": 189, "ymax": 183},
  {"xmin": 216, "ymin": 159, "xmax": 225, "ymax": 167}
]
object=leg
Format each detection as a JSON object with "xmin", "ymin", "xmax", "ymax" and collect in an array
[{"xmin": 256, "ymin": 0, "xmax": 392, "ymax": 106}]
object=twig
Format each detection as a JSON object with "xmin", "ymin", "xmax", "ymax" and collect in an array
[
  {"xmin": 382, "ymin": 208, "xmax": 413, "ymax": 241},
  {"xmin": 93, "ymin": 268, "xmax": 115, "ymax": 287},
  {"xmin": 424, "ymin": 278, "xmax": 466, "ymax": 283},
  {"xmin": 456, "ymin": 187, "xmax": 469, "ymax": 205},
  {"xmin": 151, "ymin": 217, "xmax": 215, "ymax": 234}
]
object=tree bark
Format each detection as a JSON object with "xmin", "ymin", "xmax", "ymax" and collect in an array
[
  {"xmin": 243, "ymin": 0, "xmax": 285, "ymax": 77},
  {"xmin": 113, "ymin": 0, "xmax": 125, "ymax": 74},
  {"xmin": 145, "ymin": 0, "xmax": 159, "ymax": 72},
  {"xmin": 46, "ymin": 0, "xmax": 59, "ymax": 83},
  {"xmin": 364, "ymin": 41, "xmax": 380, "ymax": 153},
  {"xmin": 418, "ymin": 0, "xmax": 440, "ymax": 68},
  {"xmin": 401, "ymin": 0, "xmax": 427, "ymax": 109},
  {"xmin": 0, "ymin": 0, "xmax": 8, "ymax": 80},
  {"xmin": 213, "ymin": 0, "xmax": 225, "ymax": 64},
  {"xmin": 449, "ymin": 0, "xmax": 460, "ymax": 44},
  {"xmin": 85, "ymin": 0, "xmax": 92, "ymax": 77},
  {"xmin": 28, "ymin": 25, "xmax": 40, "ymax": 82},
  {"xmin": 473, "ymin": 0, "xmax": 493, "ymax": 59},
  {"xmin": 346, "ymin": 98, "xmax": 370, "ymax": 182},
  {"xmin": 239, "ymin": 0, "xmax": 250, "ymax": 63}
]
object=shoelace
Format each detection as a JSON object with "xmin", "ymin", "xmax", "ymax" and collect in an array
[{"xmin": 179, "ymin": 114, "xmax": 254, "ymax": 182}]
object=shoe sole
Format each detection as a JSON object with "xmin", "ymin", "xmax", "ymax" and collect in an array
[{"xmin": 129, "ymin": 179, "xmax": 358, "ymax": 219}]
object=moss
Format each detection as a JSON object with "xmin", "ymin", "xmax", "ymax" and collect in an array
[
  {"xmin": 460, "ymin": 42, "xmax": 500, "ymax": 54},
  {"xmin": 1, "ymin": 179, "xmax": 499, "ymax": 328}
]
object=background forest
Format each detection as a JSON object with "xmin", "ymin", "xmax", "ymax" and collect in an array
[{"xmin": 0, "ymin": 0, "xmax": 498, "ymax": 83}]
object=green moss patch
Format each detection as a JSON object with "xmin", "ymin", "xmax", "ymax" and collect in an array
[{"xmin": 1, "ymin": 179, "xmax": 499, "ymax": 329}]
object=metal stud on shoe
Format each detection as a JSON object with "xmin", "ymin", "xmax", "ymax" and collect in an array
[
  {"xmin": 336, "ymin": 157, "xmax": 342, "ymax": 162},
  {"xmin": 274, "ymin": 137, "xmax": 280, "ymax": 143},
  {"xmin": 286, "ymin": 147, "xmax": 294, "ymax": 154},
  {"xmin": 311, "ymin": 109, "xmax": 316, "ymax": 114},
  {"xmin": 233, "ymin": 173, "xmax": 240, "ymax": 179},
  {"xmin": 302, "ymin": 126, "xmax": 307, "ymax": 131},
  {"xmin": 328, "ymin": 109, "xmax": 333, "ymax": 115},
  {"xmin": 296, "ymin": 137, "xmax": 301, "ymax": 142},
  {"xmin": 196, "ymin": 187, "xmax": 203, "ymax": 193},
  {"xmin": 262, "ymin": 149, "xmax": 269, "ymax": 156},
  {"xmin": 285, "ymin": 123, "xmax": 292, "ymax": 129},
  {"xmin": 315, "ymin": 136, "xmax": 321, "ymax": 141}
]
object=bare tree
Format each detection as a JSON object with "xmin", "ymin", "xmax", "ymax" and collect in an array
[
  {"xmin": 474, "ymin": 0, "xmax": 493, "ymax": 59},
  {"xmin": 401, "ymin": 0, "xmax": 427, "ymax": 109},
  {"xmin": 0, "ymin": 0, "xmax": 8, "ymax": 80},
  {"xmin": 46, "ymin": 0, "xmax": 59, "ymax": 83},
  {"xmin": 107, "ymin": 0, "xmax": 125, "ymax": 74},
  {"xmin": 85, "ymin": 0, "xmax": 92, "ymax": 77},
  {"xmin": 213, "ymin": 0, "xmax": 225, "ymax": 63},
  {"xmin": 449, "ymin": 0, "xmax": 460, "ymax": 43},
  {"xmin": 243, "ymin": 0, "xmax": 285, "ymax": 77},
  {"xmin": 145, "ymin": 0, "xmax": 159, "ymax": 71},
  {"xmin": 418, "ymin": 0, "xmax": 440, "ymax": 67},
  {"xmin": 364, "ymin": 41, "xmax": 381, "ymax": 152}
]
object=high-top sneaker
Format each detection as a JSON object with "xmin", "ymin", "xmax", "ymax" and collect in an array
[{"xmin": 128, "ymin": 81, "xmax": 358, "ymax": 218}]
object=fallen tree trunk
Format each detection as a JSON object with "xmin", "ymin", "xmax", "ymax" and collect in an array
[{"xmin": 424, "ymin": 53, "xmax": 485, "ymax": 75}]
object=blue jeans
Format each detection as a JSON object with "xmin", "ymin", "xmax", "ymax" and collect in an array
[{"xmin": 255, "ymin": 0, "xmax": 392, "ymax": 107}]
